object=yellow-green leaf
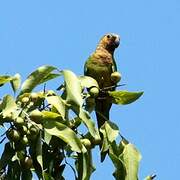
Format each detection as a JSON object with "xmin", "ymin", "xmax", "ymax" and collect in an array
[
  {"xmin": 19, "ymin": 65, "xmax": 59, "ymax": 95},
  {"xmin": 78, "ymin": 76, "xmax": 99, "ymax": 89},
  {"xmin": 45, "ymin": 96, "xmax": 66, "ymax": 119},
  {"xmin": 63, "ymin": 70, "xmax": 83, "ymax": 107},
  {"xmin": 43, "ymin": 120, "xmax": 86, "ymax": 153},
  {"xmin": 109, "ymin": 90, "xmax": 143, "ymax": 105},
  {"xmin": 0, "ymin": 75, "xmax": 12, "ymax": 87},
  {"xmin": 10, "ymin": 73, "xmax": 21, "ymax": 93},
  {"xmin": 120, "ymin": 142, "xmax": 141, "ymax": 180}
]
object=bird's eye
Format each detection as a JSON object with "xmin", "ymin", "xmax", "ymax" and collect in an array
[{"xmin": 107, "ymin": 35, "xmax": 111, "ymax": 38}]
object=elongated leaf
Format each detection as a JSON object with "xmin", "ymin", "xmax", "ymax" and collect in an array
[
  {"xmin": 0, "ymin": 75, "xmax": 12, "ymax": 87},
  {"xmin": 42, "ymin": 111, "xmax": 64, "ymax": 123},
  {"xmin": 109, "ymin": 152, "xmax": 126, "ymax": 180},
  {"xmin": 109, "ymin": 140, "xmax": 127, "ymax": 179},
  {"xmin": 10, "ymin": 73, "xmax": 21, "ymax": 93},
  {"xmin": 76, "ymin": 150, "xmax": 95, "ymax": 180},
  {"xmin": 43, "ymin": 119, "xmax": 86, "ymax": 153},
  {"xmin": 120, "ymin": 142, "xmax": 141, "ymax": 180},
  {"xmin": 19, "ymin": 65, "xmax": 59, "ymax": 95},
  {"xmin": 36, "ymin": 133, "xmax": 43, "ymax": 173},
  {"xmin": 45, "ymin": 96, "xmax": 66, "ymax": 119},
  {"xmin": 1, "ymin": 95, "xmax": 17, "ymax": 118},
  {"xmin": 100, "ymin": 121, "xmax": 119, "ymax": 162},
  {"xmin": 108, "ymin": 91, "xmax": 143, "ymax": 105},
  {"xmin": 63, "ymin": 70, "xmax": 83, "ymax": 107},
  {"xmin": 40, "ymin": 73, "xmax": 61, "ymax": 84},
  {"xmin": 101, "ymin": 121, "xmax": 119, "ymax": 143},
  {"xmin": 78, "ymin": 109, "xmax": 100, "ymax": 140},
  {"xmin": 0, "ymin": 142, "xmax": 15, "ymax": 170},
  {"xmin": 78, "ymin": 76, "xmax": 99, "ymax": 89}
]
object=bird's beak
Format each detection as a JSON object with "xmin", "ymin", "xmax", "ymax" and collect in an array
[{"xmin": 114, "ymin": 36, "xmax": 120, "ymax": 47}]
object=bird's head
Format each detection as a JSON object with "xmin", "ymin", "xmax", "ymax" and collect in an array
[{"xmin": 98, "ymin": 33, "xmax": 120, "ymax": 53}]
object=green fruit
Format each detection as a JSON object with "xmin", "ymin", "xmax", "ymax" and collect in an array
[
  {"xmin": 19, "ymin": 125, "xmax": 28, "ymax": 135},
  {"xmin": 21, "ymin": 135, "xmax": 29, "ymax": 146},
  {"xmin": 30, "ymin": 92, "xmax": 39, "ymax": 102},
  {"xmin": 29, "ymin": 109, "xmax": 43, "ymax": 124},
  {"xmin": 6, "ymin": 129, "xmax": 20, "ymax": 142},
  {"xmin": 29, "ymin": 126, "xmax": 39, "ymax": 135},
  {"xmin": 21, "ymin": 156, "xmax": 33, "ymax": 169},
  {"xmin": 27, "ymin": 125, "xmax": 39, "ymax": 140},
  {"xmin": 15, "ymin": 117, "xmax": 24, "ymax": 125},
  {"xmin": 111, "ymin": 71, "xmax": 121, "ymax": 83},
  {"xmin": 89, "ymin": 87, "xmax": 99, "ymax": 97},
  {"xmin": 81, "ymin": 138, "xmax": 92, "ymax": 149},
  {"xmin": 21, "ymin": 97, "xmax": 30, "ymax": 104}
]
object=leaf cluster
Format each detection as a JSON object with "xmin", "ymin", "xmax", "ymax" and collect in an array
[{"xmin": 0, "ymin": 65, "xmax": 152, "ymax": 180}]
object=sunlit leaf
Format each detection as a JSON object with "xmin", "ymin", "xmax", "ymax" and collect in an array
[
  {"xmin": 42, "ymin": 111, "xmax": 64, "ymax": 123},
  {"xmin": 45, "ymin": 95, "xmax": 66, "ymax": 119},
  {"xmin": 0, "ymin": 75, "xmax": 12, "ymax": 87},
  {"xmin": 109, "ymin": 152, "xmax": 126, "ymax": 180},
  {"xmin": 1, "ymin": 95, "xmax": 17, "ymax": 118},
  {"xmin": 78, "ymin": 109, "xmax": 100, "ymax": 140},
  {"xmin": 78, "ymin": 76, "xmax": 99, "ymax": 89},
  {"xmin": 108, "ymin": 90, "xmax": 143, "ymax": 105},
  {"xmin": 10, "ymin": 73, "xmax": 21, "ymax": 93},
  {"xmin": 100, "ymin": 121, "xmax": 119, "ymax": 143},
  {"xmin": 43, "ymin": 119, "xmax": 86, "ymax": 153},
  {"xmin": 100, "ymin": 121, "xmax": 119, "ymax": 162},
  {"xmin": 19, "ymin": 65, "xmax": 59, "ymax": 95},
  {"xmin": 120, "ymin": 141, "xmax": 142, "ymax": 180},
  {"xmin": 62, "ymin": 70, "xmax": 83, "ymax": 107}
]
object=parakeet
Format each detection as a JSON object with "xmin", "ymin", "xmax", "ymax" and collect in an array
[{"xmin": 84, "ymin": 33, "xmax": 120, "ymax": 129}]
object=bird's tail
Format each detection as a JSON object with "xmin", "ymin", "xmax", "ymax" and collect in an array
[
  {"xmin": 95, "ymin": 97, "xmax": 112, "ymax": 162},
  {"xmin": 95, "ymin": 97, "xmax": 112, "ymax": 129}
]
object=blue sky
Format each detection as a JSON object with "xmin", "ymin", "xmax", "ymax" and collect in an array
[{"xmin": 0, "ymin": 0, "xmax": 180, "ymax": 179}]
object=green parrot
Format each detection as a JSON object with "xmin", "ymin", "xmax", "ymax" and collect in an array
[{"xmin": 84, "ymin": 33, "xmax": 120, "ymax": 129}]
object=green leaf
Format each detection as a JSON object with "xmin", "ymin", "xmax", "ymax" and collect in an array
[
  {"xmin": 101, "ymin": 121, "xmax": 119, "ymax": 143},
  {"xmin": 108, "ymin": 91, "xmax": 143, "ymax": 105},
  {"xmin": 76, "ymin": 150, "xmax": 95, "ymax": 180},
  {"xmin": 39, "ymin": 73, "xmax": 61, "ymax": 84},
  {"xmin": 78, "ymin": 76, "xmax": 99, "ymax": 89},
  {"xmin": 43, "ymin": 119, "xmax": 86, "ymax": 153},
  {"xmin": 100, "ymin": 121, "xmax": 119, "ymax": 162},
  {"xmin": 78, "ymin": 109, "xmax": 100, "ymax": 140},
  {"xmin": 1, "ymin": 95, "xmax": 17, "ymax": 118},
  {"xmin": 63, "ymin": 70, "xmax": 83, "ymax": 107},
  {"xmin": 21, "ymin": 169, "xmax": 33, "ymax": 180},
  {"xmin": 45, "ymin": 95, "xmax": 66, "ymax": 119},
  {"xmin": 36, "ymin": 132, "xmax": 43, "ymax": 173},
  {"xmin": 0, "ymin": 142, "xmax": 15, "ymax": 170},
  {"xmin": 109, "ymin": 152, "xmax": 126, "ymax": 180},
  {"xmin": 0, "ymin": 75, "xmax": 12, "ymax": 87},
  {"xmin": 42, "ymin": 111, "xmax": 64, "ymax": 123},
  {"xmin": 120, "ymin": 141, "xmax": 141, "ymax": 180},
  {"xmin": 19, "ymin": 65, "xmax": 59, "ymax": 95},
  {"xmin": 10, "ymin": 73, "xmax": 21, "ymax": 93}
]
